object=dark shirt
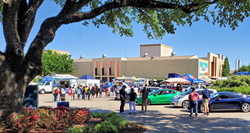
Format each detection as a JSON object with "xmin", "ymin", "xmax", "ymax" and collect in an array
[
  {"xmin": 202, "ymin": 88, "xmax": 210, "ymax": 99},
  {"xmin": 141, "ymin": 89, "xmax": 149, "ymax": 99},
  {"xmin": 119, "ymin": 89, "xmax": 126, "ymax": 101},
  {"xmin": 129, "ymin": 92, "xmax": 137, "ymax": 101}
]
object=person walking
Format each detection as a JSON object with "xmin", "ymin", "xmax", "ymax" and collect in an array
[
  {"xmin": 68, "ymin": 87, "xmax": 73, "ymax": 101},
  {"xmin": 120, "ymin": 85, "xmax": 127, "ymax": 114},
  {"xmin": 202, "ymin": 84, "xmax": 210, "ymax": 116},
  {"xmin": 188, "ymin": 87, "xmax": 199, "ymax": 117},
  {"xmin": 52, "ymin": 85, "xmax": 59, "ymax": 102},
  {"xmin": 128, "ymin": 88, "xmax": 137, "ymax": 114},
  {"xmin": 141, "ymin": 87, "xmax": 149, "ymax": 113},
  {"xmin": 111, "ymin": 85, "xmax": 115, "ymax": 96}
]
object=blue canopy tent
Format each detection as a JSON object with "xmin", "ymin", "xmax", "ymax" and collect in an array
[
  {"xmin": 234, "ymin": 72, "xmax": 250, "ymax": 76},
  {"xmin": 79, "ymin": 75, "xmax": 95, "ymax": 79},
  {"xmin": 182, "ymin": 73, "xmax": 204, "ymax": 83}
]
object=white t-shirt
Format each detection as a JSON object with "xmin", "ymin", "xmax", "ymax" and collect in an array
[
  {"xmin": 61, "ymin": 88, "xmax": 66, "ymax": 94},
  {"xmin": 133, "ymin": 87, "xmax": 139, "ymax": 95}
]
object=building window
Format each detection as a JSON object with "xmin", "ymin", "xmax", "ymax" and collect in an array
[
  {"xmin": 95, "ymin": 68, "xmax": 97, "ymax": 75},
  {"xmin": 102, "ymin": 68, "xmax": 104, "ymax": 75}
]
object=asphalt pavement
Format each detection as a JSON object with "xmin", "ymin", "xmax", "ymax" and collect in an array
[{"xmin": 39, "ymin": 94, "xmax": 250, "ymax": 133}]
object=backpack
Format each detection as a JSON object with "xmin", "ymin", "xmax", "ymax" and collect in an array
[{"xmin": 55, "ymin": 88, "xmax": 59, "ymax": 94}]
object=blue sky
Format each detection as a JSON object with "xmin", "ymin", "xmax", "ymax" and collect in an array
[{"xmin": 0, "ymin": 1, "xmax": 249, "ymax": 70}]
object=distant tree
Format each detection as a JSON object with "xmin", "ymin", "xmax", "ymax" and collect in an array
[
  {"xmin": 234, "ymin": 70, "xmax": 238, "ymax": 74},
  {"xmin": 222, "ymin": 57, "xmax": 230, "ymax": 77},
  {"xmin": 41, "ymin": 50, "xmax": 74, "ymax": 76},
  {"xmin": 238, "ymin": 65, "xmax": 248, "ymax": 72}
]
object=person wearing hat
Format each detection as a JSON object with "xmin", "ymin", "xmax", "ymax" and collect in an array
[
  {"xmin": 202, "ymin": 84, "xmax": 210, "ymax": 116},
  {"xmin": 120, "ymin": 85, "xmax": 127, "ymax": 114}
]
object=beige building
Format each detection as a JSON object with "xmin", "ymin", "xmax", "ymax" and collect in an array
[
  {"xmin": 44, "ymin": 49, "xmax": 69, "ymax": 55},
  {"xmin": 73, "ymin": 44, "xmax": 225, "ymax": 82}
]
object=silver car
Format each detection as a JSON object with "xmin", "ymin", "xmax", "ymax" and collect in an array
[{"xmin": 171, "ymin": 89, "xmax": 217, "ymax": 108}]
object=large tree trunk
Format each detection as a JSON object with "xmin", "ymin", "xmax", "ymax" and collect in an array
[{"xmin": 0, "ymin": 53, "xmax": 33, "ymax": 118}]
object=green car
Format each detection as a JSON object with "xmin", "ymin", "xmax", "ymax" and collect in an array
[{"xmin": 136, "ymin": 89, "xmax": 182, "ymax": 105}]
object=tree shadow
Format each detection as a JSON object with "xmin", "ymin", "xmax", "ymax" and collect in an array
[{"xmin": 89, "ymin": 109, "xmax": 250, "ymax": 133}]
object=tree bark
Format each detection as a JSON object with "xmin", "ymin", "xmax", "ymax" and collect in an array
[{"xmin": 0, "ymin": 53, "xmax": 27, "ymax": 118}]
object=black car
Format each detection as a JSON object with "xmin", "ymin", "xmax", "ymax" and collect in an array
[{"xmin": 188, "ymin": 92, "xmax": 250, "ymax": 113}]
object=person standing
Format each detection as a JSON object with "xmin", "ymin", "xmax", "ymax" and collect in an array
[
  {"xmin": 105, "ymin": 86, "xmax": 109, "ymax": 98},
  {"xmin": 141, "ymin": 87, "xmax": 149, "ymax": 113},
  {"xmin": 95, "ymin": 85, "xmax": 99, "ymax": 98},
  {"xmin": 128, "ymin": 88, "xmax": 137, "ymax": 114},
  {"xmin": 52, "ymin": 85, "xmax": 59, "ymax": 102},
  {"xmin": 81, "ymin": 86, "xmax": 85, "ymax": 100},
  {"xmin": 72, "ymin": 85, "xmax": 76, "ymax": 100},
  {"xmin": 68, "ymin": 87, "xmax": 73, "ymax": 101},
  {"xmin": 60, "ymin": 87, "xmax": 66, "ymax": 101},
  {"xmin": 77, "ymin": 86, "xmax": 81, "ymax": 100},
  {"xmin": 99, "ymin": 86, "xmax": 102, "ymax": 98},
  {"xmin": 188, "ymin": 87, "xmax": 199, "ymax": 117},
  {"xmin": 85, "ymin": 86, "xmax": 90, "ymax": 100},
  {"xmin": 91, "ymin": 85, "xmax": 96, "ymax": 99},
  {"xmin": 202, "ymin": 84, "xmax": 210, "ymax": 116},
  {"xmin": 120, "ymin": 85, "xmax": 127, "ymax": 114}
]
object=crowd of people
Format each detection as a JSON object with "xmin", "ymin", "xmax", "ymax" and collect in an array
[{"xmin": 52, "ymin": 84, "xmax": 119, "ymax": 102}]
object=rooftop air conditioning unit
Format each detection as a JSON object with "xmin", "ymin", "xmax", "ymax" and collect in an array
[
  {"xmin": 151, "ymin": 56, "xmax": 156, "ymax": 60},
  {"xmin": 143, "ymin": 53, "xmax": 148, "ymax": 57},
  {"xmin": 80, "ymin": 55, "xmax": 84, "ymax": 59},
  {"xmin": 102, "ymin": 54, "xmax": 106, "ymax": 58},
  {"xmin": 171, "ymin": 52, "xmax": 176, "ymax": 56}
]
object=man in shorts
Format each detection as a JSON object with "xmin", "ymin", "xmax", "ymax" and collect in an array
[{"xmin": 202, "ymin": 84, "xmax": 210, "ymax": 116}]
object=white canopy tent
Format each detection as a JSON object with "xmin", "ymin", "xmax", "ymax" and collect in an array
[{"xmin": 162, "ymin": 78, "xmax": 190, "ymax": 84}]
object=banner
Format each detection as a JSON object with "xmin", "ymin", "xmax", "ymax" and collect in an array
[{"xmin": 199, "ymin": 62, "xmax": 208, "ymax": 76}]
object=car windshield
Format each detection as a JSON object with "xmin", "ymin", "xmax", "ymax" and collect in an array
[
  {"xmin": 210, "ymin": 93, "xmax": 220, "ymax": 99},
  {"xmin": 183, "ymin": 89, "xmax": 192, "ymax": 95},
  {"xmin": 37, "ymin": 82, "xmax": 45, "ymax": 86}
]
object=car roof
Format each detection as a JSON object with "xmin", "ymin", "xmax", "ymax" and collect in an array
[
  {"xmin": 216, "ymin": 92, "xmax": 240, "ymax": 95},
  {"xmin": 195, "ymin": 89, "xmax": 216, "ymax": 91},
  {"xmin": 160, "ymin": 89, "xmax": 176, "ymax": 91}
]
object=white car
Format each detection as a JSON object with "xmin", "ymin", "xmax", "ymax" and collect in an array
[{"xmin": 170, "ymin": 89, "xmax": 217, "ymax": 108}]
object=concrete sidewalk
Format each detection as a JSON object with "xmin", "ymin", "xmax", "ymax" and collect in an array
[{"xmin": 39, "ymin": 94, "xmax": 250, "ymax": 133}]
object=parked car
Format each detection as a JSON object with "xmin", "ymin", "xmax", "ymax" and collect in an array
[
  {"xmin": 136, "ymin": 89, "xmax": 182, "ymax": 105},
  {"xmin": 171, "ymin": 89, "xmax": 217, "ymax": 108},
  {"xmin": 145, "ymin": 87, "xmax": 161, "ymax": 92},
  {"xmin": 188, "ymin": 92, "xmax": 250, "ymax": 113}
]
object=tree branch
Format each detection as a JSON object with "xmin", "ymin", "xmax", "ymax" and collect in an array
[
  {"xmin": 3, "ymin": 0, "xmax": 23, "ymax": 70},
  {"xmin": 18, "ymin": 0, "xmax": 44, "ymax": 48}
]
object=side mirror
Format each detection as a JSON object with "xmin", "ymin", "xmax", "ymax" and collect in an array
[
  {"xmin": 215, "ymin": 97, "xmax": 221, "ymax": 101},
  {"xmin": 154, "ymin": 94, "xmax": 157, "ymax": 96}
]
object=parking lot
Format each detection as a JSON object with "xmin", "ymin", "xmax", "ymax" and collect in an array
[{"xmin": 39, "ymin": 94, "xmax": 250, "ymax": 133}]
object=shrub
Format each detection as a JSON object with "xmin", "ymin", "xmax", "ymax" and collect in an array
[
  {"xmin": 94, "ymin": 121, "xmax": 118, "ymax": 133},
  {"xmin": 8, "ymin": 107, "xmax": 91, "ymax": 132},
  {"xmin": 91, "ymin": 112, "xmax": 107, "ymax": 119}
]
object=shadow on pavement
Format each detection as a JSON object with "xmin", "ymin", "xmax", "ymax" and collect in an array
[{"xmin": 90, "ymin": 109, "xmax": 250, "ymax": 133}]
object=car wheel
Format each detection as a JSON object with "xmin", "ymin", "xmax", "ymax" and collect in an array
[
  {"xmin": 241, "ymin": 103, "xmax": 250, "ymax": 112},
  {"xmin": 147, "ymin": 99, "xmax": 151, "ymax": 105},
  {"xmin": 199, "ymin": 104, "xmax": 204, "ymax": 113},
  {"xmin": 182, "ymin": 100, "xmax": 189, "ymax": 108},
  {"xmin": 40, "ymin": 89, "xmax": 45, "ymax": 94}
]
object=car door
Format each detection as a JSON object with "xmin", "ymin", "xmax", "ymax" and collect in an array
[
  {"xmin": 228, "ymin": 93, "xmax": 242, "ymax": 110},
  {"xmin": 152, "ymin": 90, "xmax": 164, "ymax": 104},
  {"xmin": 45, "ymin": 81, "xmax": 51, "ymax": 92},
  {"xmin": 158, "ymin": 90, "xmax": 176, "ymax": 104},
  {"xmin": 210, "ymin": 94, "xmax": 230, "ymax": 111}
]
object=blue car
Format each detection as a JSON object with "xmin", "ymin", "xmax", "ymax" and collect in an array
[{"xmin": 189, "ymin": 92, "xmax": 250, "ymax": 113}]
